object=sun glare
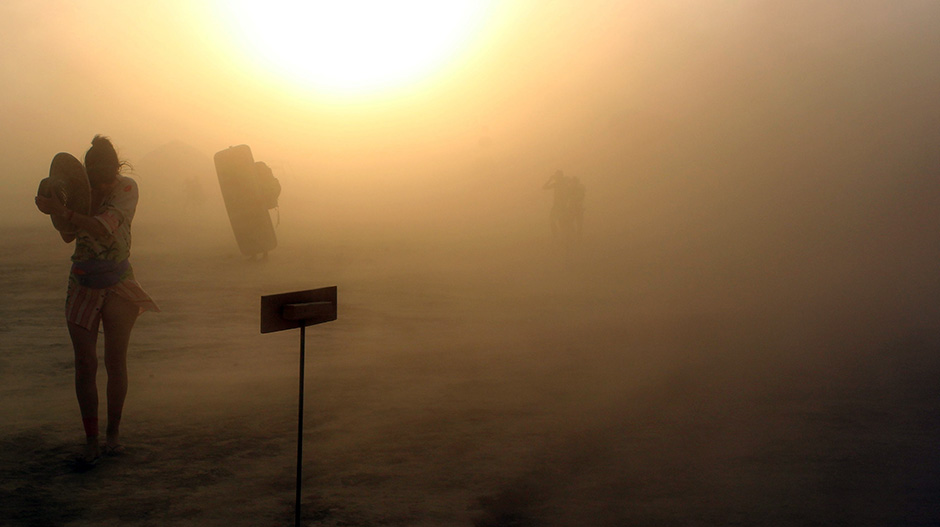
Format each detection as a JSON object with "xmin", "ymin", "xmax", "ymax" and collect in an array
[{"xmin": 221, "ymin": 0, "xmax": 492, "ymax": 97}]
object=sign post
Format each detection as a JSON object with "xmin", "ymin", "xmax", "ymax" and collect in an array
[{"xmin": 261, "ymin": 286, "xmax": 337, "ymax": 527}]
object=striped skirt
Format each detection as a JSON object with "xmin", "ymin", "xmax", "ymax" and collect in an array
[{"xmin": 66, "ymin": 273, "xmax": 160, "ymax": 331}]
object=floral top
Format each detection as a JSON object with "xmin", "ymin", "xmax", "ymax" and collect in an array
[{"xmin": 71, "ymin": 175, "xmax": 138, "ymax": 278}]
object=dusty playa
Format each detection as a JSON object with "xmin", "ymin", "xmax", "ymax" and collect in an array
[
  {"xmin": 3, "ymin": 206, "xmax": 940, "ymax": 526},
  {"xmin": 3, "ymin": 1, "xmax": 940, "ymax": 524}
]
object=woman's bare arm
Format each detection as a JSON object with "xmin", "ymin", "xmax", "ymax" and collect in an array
[
  {"xmin": 65, "ymin": 211, "xmax": 110, "ymax": 239},
  {"xmin": 36, "ymin": 194, "xmax": 109, "ymax": 241}
]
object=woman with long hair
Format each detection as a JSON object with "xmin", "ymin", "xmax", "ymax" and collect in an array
[{"xmin": 36, "ymin": 135, "xmax": 159, "ymax": 466}]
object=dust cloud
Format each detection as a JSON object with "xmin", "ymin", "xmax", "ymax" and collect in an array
[{"xmin": 4, "ymin": 1, "xmax": 940, "ymax": 525}]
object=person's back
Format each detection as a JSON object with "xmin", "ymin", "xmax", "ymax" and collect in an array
[{"xmin": 255, "ymin": 162, "xmax": 281, "ymax": 210}]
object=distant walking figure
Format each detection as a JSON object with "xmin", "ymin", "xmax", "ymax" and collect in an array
[
  {"xmin": 543, "ymin": 169, "xmax": 570, "ymax": 240},
  {"xmin": 35, "ymin": 135, "xmax": 159, "ymax": 467},
  {"xmin": 543, "ymin": 169, "xmax": 585, "ymax": 243}
]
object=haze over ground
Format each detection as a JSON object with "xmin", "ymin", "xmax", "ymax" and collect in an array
[{"xmin": 2, "ymin": 2, "xmax": 940, "ymax": 524}]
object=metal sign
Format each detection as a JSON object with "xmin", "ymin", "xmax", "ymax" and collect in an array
[
  {"xmin": 261, "ymin": 286, "xmax": 337, "ymax": 333},
  {"xmin": 260, "ymin": 285, "xmax": 337, "ymax": 527}
]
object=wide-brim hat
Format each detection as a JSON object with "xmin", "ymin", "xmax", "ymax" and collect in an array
[{"xmin": 37, "ymin": 152, "xmax": 90, "ymax": 234}]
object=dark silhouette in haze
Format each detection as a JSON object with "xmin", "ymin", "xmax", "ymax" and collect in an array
[
  {"xmin": 214, "ymin": 145, "xmax": 279, "ymax": 261},
  {"xmin": 34, "ymin": 135, "xmax": 160, "ymax": 468},
  {"xmin": 253, "ymin": 161, "xmax": 281, "ymax": 258},
  {"xmin": 255, "ymin": 161, "xmax": 281, "ymax": 211}
]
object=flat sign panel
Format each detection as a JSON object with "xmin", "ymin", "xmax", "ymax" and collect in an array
[{"xmin": 261, "ymin": 286, "xmax": 337, "ymax": 333}]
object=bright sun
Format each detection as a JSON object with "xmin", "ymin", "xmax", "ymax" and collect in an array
[{"xmin": 221, "ymin": 0, "xmax": 492, "ymax": 97}]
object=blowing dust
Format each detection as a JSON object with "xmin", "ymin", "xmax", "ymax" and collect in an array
[{"xmin": 4, "ymin": 1, "xmax": 940, "ymax": 525}]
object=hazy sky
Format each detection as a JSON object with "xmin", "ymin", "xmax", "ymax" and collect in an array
[{"xmin": 5, "ymin": 1, "xmax": 939, "ymax": 241}]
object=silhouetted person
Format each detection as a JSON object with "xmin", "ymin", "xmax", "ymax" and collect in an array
[
  {"xmin": 35, "ymin": 135, "xmax": 160, "ymax": 467},
  {"xmin": 250, "ymin": 161, "xmax": 281, "ymax": 261},
  {"xmin": 543, "ymin": 169, "xmax": 571, "ymax": 240},
  {"xmin": 255, "ymin": 161, "xmax": 281, "ymax": 211}
]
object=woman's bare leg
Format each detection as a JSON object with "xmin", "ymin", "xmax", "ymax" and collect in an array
[
  {"xmin": 68, "ymin": 320, "xmax": 101, "ymax": 462},
  {"xmin": 101, "ymin": 293, "xmax": 139, "ymax": 451}
]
